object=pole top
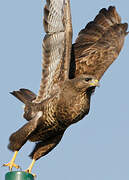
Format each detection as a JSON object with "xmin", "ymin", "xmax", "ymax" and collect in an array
[{"xmin": 5, "ymin": 171, "xmax": 34, "ymax": 180}]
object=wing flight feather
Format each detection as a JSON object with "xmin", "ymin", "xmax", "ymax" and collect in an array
[
  {"xmin": 70, "ymin": 6, "xmax": 128, "ymax": 80},
  {"xmin": 35, "ymin": 0, "xmax": 72, "ymax": 102}
]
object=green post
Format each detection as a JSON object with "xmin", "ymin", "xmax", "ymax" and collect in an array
[{"xmin": 5, "ymin": 171, "xmax": 34, "ymax": 180}]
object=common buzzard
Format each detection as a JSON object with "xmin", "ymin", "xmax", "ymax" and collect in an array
[{"xmin": 4, "ymin": 0, "xmax": 128, "ymax": 176}]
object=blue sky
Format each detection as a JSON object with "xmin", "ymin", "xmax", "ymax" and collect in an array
[{"xmin": 0, "ymin": 0, "xmax": 129, "ymax": 179}]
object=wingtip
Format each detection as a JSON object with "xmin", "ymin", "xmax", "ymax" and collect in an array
[{"xmin": 108, "ymin": 6, "xmax": 116, "ymax": 10}]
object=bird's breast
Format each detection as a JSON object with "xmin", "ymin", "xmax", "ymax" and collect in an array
[
  {"xmin": 29, "ymin": 93, "xmax": 90, "ymax": 142},
  {"xmin": 56, "ymin": 93, "xmax": 90, "ymax": 128}
]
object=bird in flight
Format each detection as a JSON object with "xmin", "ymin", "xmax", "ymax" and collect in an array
[{"xmin": 4, "ymin": 0, "xmax": 128, "ymax": 176}]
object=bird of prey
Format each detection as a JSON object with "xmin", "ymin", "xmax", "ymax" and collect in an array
[{"xmin": 4, "ymin": 0, "xmax": 128, "ymax": 176}]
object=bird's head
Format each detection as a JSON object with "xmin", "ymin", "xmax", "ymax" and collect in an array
[{"xmin": 71, "ymin": 75, "xmax": 100, "ymax": 94}]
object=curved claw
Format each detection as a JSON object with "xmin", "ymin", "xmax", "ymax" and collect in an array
[
  {"xmin": 3, "ymin": 162, "xmax": 21, "ymax": 171},
  {"xmin": 24, "ymin": 159, "xmax": 36, "ymax": 177},
  {"xmin": 25, "ymin": 169, "xmax": 36, "ymax": 178},
  {"xmin": 3, "ymin": 151, "xmax": 21, "ymax": 171}
]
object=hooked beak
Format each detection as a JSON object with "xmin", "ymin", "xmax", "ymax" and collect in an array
[{"xmin": 89, "ymin": 79, "xmax": 100, "ymax": 87}]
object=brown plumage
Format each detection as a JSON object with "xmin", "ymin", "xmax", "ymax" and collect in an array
[
  {"xmin": 9, "ymin": 75, "xmax": 99, "ymax": 158},
  {"xmin": 70, "ymin": 6, "xmax": 128, "ymax": 80},
  {"xmin": 4, "ymin": 0, "xmax": 128, "ymax": 175}
]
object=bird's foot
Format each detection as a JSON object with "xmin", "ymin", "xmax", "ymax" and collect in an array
[
  {"xmin": 24, "ymin": 159, "xmax": 36, "ymax": 177},
  {"xmin": 3, "ymin": 161, "xmax": 21, "ymax": 171},
  {"xmin": 25, "ymin": 169, "xmax": 36, "ymax": 178},
  {"xmin": 3, "ymin": 151, "xmax": 20, "ymax": 171}
]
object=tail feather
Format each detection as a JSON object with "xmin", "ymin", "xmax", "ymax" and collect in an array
[{"xmin": 10, "ymin": 89, "xmax": 36, "ymax": 104}]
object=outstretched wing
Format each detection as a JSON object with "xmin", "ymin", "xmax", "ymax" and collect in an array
[
  {"xmin": 35, "ymin": 0, "xmax": 72, "ymax": 102},
  {"xmin": 69, "ymin": 6, "xmax": 128, "ymax": 80}
]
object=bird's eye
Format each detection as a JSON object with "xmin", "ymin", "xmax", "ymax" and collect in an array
[{"xmin": 85, "ymin": 78, "xmax": 92, "ymax": 82}]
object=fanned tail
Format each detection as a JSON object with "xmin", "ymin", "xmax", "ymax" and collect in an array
[{"xmin": 10, "ymin": 88, "xmax": 36, "ymax": 104}]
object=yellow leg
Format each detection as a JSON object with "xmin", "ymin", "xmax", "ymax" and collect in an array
[
  {"xmin": 3, "ymin": 151, "xmax": 20, "ymax": 171},
  {"xmin": 25, "ymin": 159, "xmax": 36, "ymax": 177}
]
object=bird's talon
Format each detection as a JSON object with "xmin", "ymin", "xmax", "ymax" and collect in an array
[
  {"xmin": 25, "ymin": 169, "xmax": 36, "ymax": 177},
  {"xmin": 3, "ymin": 162, "xmax": 21, "ymax": 171}
]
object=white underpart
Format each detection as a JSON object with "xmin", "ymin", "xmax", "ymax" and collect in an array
[
  {"xmin": 43, "ymin": 32, "xmax": 64, "ymax": 98},
  {"xmin": 36, "ymin": 111, "xmax": 43, "ymax": 119},
  {"xmin": 47, "ymin": 0, "xmax": 64, "ymax": 33}
]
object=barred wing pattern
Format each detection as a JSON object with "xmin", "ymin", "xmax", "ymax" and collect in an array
[
  {"xmin": 70, "ymin": 6, "xmax": 128, "ymax": 80},
  {"xmin": 35, "ymin": 0, "xmax": 72, "ymax": 102}
]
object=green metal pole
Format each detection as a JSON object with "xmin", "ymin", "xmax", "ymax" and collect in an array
[{"xmin": 5, "ymin": 171, "xmax": 34, "ymax": 180}]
